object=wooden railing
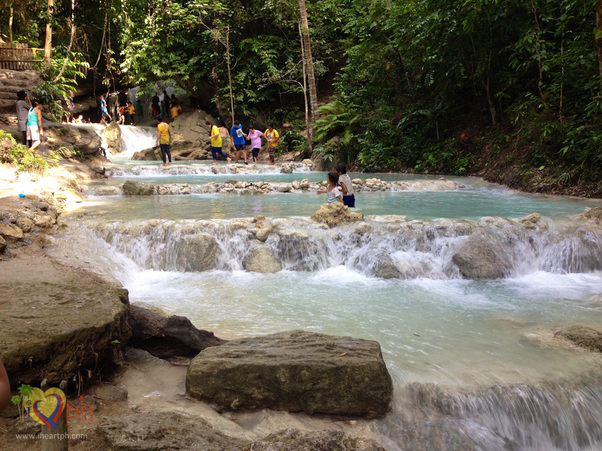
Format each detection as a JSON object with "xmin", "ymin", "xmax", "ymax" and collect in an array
[{"xmin": 0, "ymin": 43, "xmax": 43, "ymax": 70}]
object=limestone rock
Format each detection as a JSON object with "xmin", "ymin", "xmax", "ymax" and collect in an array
[
  {"xmin": 373, "ymin": 254, "xmax": 403, "ymax": 279},
  {"xmin": 0, "ymin": 258, "xmax": 131, "ymax": 388},
  {"xmin": 579, "ymin": 207, "xmax": 602, "ymax": 226},
  {"xmin": 102, "ymin": 122, "xmax": 122, "ymax": 154},
  {"xmin": 45, "ymin": 124, "xmax": 102, "ymax": 156},
  {"xmin": 122, "ymin": 180, "xmax": 156, "ymax": 195},
  {"xmin": 556, "ymin": 326, "xmax": 602, "ymax": 353},
  {"xmin": 98, "ymin": 411, "xmax": 248, "ymax": 450},
  {"xmin": 311, "ymin": 203, "xmax": 364, "ymax": 227},
  {"xmin": 96, "ymin": 186, "xmax": 122, "ymax": 196},
  {"xmin": 255, "ymin": 228, "xmax": 271, "ymax": 242},
  {"xmin": 175, "ymin": 233, "xmax": 218, "ymax": 271},
  {"xmin": 245, "ymin": 428, "xmax": 385, "ymax": 451},
  {"xmin": 33, "ymin": 214, "xmax": 54, "ymax": 228},
  {"xmin": 186, "ymin": 330, "xmax": 393, "ymax": 418},
  {"xmin": 452, "ymin": 233, "xmax": 512, "ymax": 279},
  {"xmin": 129, "ymin": 304, "xmax": 224, "ymax": 359},
  {"xmin": 302, "ymin": 159, "xmax": 314, "ymax": 167},
  {"xmin": 16, "ymin": 217, "xmax": 34, "ymax": 233},
  {"xmin": 0, "ymin": 223, "xmax": 24, "ymax": 242},
  {"xmin": 278, "ymin": 184, "xmax": 292, "ymax": 193},
  {"xmin": 242, "ymin": 245, "xmax": 282, "ymax": 273},
  {"xmin": 521, "ymin": 212, "xmax": 542, "ymax": 228},
  {"xmin": 0, "ymin": 236, "xmax": 6, "ymax": 253}
]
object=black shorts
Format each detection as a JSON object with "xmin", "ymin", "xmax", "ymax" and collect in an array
[
  {"xmin": 343, "ymin": 194, "xmax": 355, "ymax": 207},
  {"xmin": 235, "ymin": 144, "xmax": 245, "ymax": 151},
  {"xmin": 251, "ymin": 148, "xmax": 260, "ymax": 158}
]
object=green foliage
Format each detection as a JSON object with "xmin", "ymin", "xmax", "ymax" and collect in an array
[{"xmin": 0, "ymin": 131, "xmax": 60, "ymax": 179}]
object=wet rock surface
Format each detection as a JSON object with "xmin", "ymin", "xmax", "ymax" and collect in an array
[
  {"xmin": 186, "ymin": 330, "xmax": 393, "ymax": 418},
  {"xmin": 129, "ymin": 304, "xmax": 225, "ymax": 359},
  {"xmin": 245, "ymin": 428, "xmax": 386, "ymax": 451},
  {"xmin": 452, "ymin": 232, "xmax": 513, "ymax": 279},
  {"xmin": 311, "ymin": 202, "xmax": 364, "ymax": 227},
  {"xmin": 122, "ymin": 179, "xmax": 155, "ymax": 195},
  {"xmin": 98, "ymin": 411, "xmax": 249, "ymax": 450},
  {"xmin": 242, "ymin": 244, "xmax": 282, "ymax": 273},
  {"xmin": 556, "ymin": 325, "xmax": 602, "ymax": 353}
]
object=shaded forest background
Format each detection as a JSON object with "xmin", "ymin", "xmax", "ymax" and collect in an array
[{"xmin": 1, "ymin": 0, "xmax": 601, "ymax": 196}]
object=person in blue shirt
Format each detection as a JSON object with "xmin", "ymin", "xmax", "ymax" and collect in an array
[
  {"xmin": 100, "ymin": 94, "xmax": 112, "ymax": 125},
  {"xmin": 230, "ymin": 120, "xmax": 248, "ymax": 164}
]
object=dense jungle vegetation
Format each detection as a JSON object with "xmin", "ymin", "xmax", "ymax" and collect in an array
[{"xmin": 1, "ymin": 0, "xmax": 601, "ymax": 195}]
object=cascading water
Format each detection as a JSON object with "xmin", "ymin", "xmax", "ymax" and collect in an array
[
  {"xmin": 48, "ymin": 129, "xmax": 602, "ymax": 450},
  {"xmin": 114, "ymin": 125, "xmax": 156, "ymax": 159}
]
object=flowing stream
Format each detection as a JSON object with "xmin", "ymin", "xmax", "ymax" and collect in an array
[{"xmin": 51, "ymin": 130, "xmax": 602, "ymax": 449}]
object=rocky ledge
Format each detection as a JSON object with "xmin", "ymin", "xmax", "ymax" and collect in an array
[
  {"xmin": 186, "ymin": 330, "xmax": 393, "ymax": 419},
  {"xmin": 0, "ymin": 254, "xmax": 131, "ymax": 389}
]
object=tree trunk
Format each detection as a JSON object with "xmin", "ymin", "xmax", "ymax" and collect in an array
[
  {"xmin": 44, "ymin": 0, "xmax": 55, "ymax": 63},
  {"xmin": 299, "ymin": 22, "xmax": 312, "ymax": 154},
  {"xmin": 597, "ymin": 0, "xmax": 602, "ymax": 84},
  {"xmin": 298, "ymin": 0, "xmax": 318, "ymax": 152},
  {"xmin": 226, "ymin": 25, "xmax": 234, "ymax": 125},
  {"xmin": 8, "ymin": 4, "xmax": 14, "ymax": 44}
]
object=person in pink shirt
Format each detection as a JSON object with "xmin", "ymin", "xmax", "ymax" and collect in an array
[{"xmin": 246, "ymin": 125, "xmax": 264, "ymax": 165}]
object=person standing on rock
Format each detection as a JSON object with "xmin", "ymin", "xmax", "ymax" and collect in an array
[
  {"xmin": 230, "ymin": 120, "xmax": 247, "ymax": 164},
  {"xmin": 16, "ymin": 90, "xmax": 31, "ymax": 145},
  {"xmin": 247, "ymin": 125, "xmax": 264, "ymax": 165},
  {"xmin": 26, "ymin": 100, "xmax": 44, "ymax": 151},
  {"xmin": 100, "ymin": 94, "xmax": 112, "ymax": 125},
  {"xmin": 156, "ymin": 116, "xmax": 172, "ymax": 167},
  {"xmin": 264, "ymin": 124, "xmax": 279, "ymax": 165},
  {"xmin": 207, "ymin": 121, "xmax": 231, "ymax": 165}
]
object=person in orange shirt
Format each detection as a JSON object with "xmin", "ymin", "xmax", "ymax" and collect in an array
[{"xmin": 155, "ymin": 116, "xmax": 172, "ymax": 167}]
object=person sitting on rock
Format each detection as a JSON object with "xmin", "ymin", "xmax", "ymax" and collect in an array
[{"xmin": 317, "ymin": 171, "xmax": 343, "ymax": 204}]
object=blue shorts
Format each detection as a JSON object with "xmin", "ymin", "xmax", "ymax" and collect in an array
[{"xmin": 343, "ymin": 194, "xmax": 355, "ymax": 207}]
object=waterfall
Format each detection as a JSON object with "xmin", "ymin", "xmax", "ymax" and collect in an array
[
  {"xmin": 59, "ymin": 217, "xmax": 602, "ymax": 279},
  {"xmin": 115, "ymin": 125, "xmax": 156, "ymax": 159}
]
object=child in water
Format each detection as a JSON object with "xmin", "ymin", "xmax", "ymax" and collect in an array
[{"xmin": 317, "ymin": 171, "xmax": 343, "ymax": 204}]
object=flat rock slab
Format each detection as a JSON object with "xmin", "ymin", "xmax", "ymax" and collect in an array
[
  {"xmin": 98, "ymin": 411, "xmax": 248, "ymax": 450},
  {"xmin": 0, "ymin": 254, "xmax": 131, "ymax": 388},
  {"xmin": 244, "ymin": 428, "xmax": 385, "ymax": 451},
  {"xmin": 186, "ymin": 330, "xmax": 393, "ymax": 418}
]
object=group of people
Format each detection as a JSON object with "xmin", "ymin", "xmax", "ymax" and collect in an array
[
  {"xmin": 226, "ymin": 121, "xmax": 280, "ymax": 165},
  {"xmin": 151, "ymin": 91, "xmax": 182, "ymax": 120},
  {"xmin": 15, "ymin": 90, "xmax": 43, "ymax": 152},
  {"xmin": 317, "ymin": 164, "xmax": 356, "ymax": 207}
]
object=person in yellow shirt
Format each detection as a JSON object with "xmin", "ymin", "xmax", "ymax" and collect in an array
[
  {"xmin": 264, "ymin": 124, "xmax": 279, "ymax": 165},
  {"xmin": 206, "ymin": 121, "xmax": 231, "ymax": 165},
  {"xmin": 155, "ymin": 116, "xmax": 172, "ymax": 167}
]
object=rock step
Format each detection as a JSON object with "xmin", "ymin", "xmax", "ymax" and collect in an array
[{"xmin": 186, "ymin": 330, "xmax": 393, "ymax": 418}]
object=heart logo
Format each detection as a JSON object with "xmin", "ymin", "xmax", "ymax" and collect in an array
[{"xmin": 23, "ymin": 388, "xmax": 66, "ymax": 429}]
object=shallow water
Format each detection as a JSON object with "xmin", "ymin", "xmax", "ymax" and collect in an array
[{"xmin": 54, "ymin": 147, "xmax": 602, "ymax": 449}]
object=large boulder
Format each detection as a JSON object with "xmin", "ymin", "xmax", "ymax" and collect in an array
[
  {"xmin": 102, "ymin": 121, "xmax": 122, "ymax": 154},
  {"xmin": 555, "ymin": 326, "xmax": 602, "ymax": 353},
  {"xmin": 452, "ymin": 232, "xmax": 513, "ymax": 279},
  {"xmin": 242, "ymin": 245, "xmax": 282, "ymax": 273},
  {"xmin": 245, "ymin": 428, "xmax": 385, "ymax": 451},
  {"xmin": 175, "ymin": 233, "xmax": 218, "ymax": 271},
  {"xmin": 310, "ymin": 203, "xmax": 364, "ymax": 227},
  {"xmin": 98, "ymin": 411, "xmax": 249, "ymax": 450},
  {"xmin": 122, "ymin": 180, "xmax": 155, "ymax": 195},
  {"xmin": 129, "ymin": 304, "xmax": 224, "ymax": 359},
  {"xmin": 45, "ymin": 124, "xmax": 102, "ymax": 156},
  {"xmin": 186, "ymin": 330, "xmax": 393, "ymax": 418},
  {"xmin": 0, "ymin": 256, "xmax": 131, "ymax": 389}
]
